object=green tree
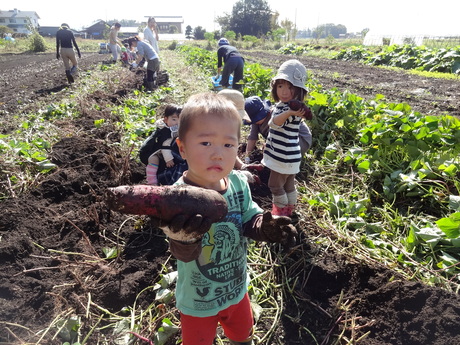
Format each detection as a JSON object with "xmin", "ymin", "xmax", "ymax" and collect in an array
[
  {"xmin": 0, "ymin": 25, "xmax": 13, "ymax": 36},
  {"xmin": 280, "ymin": 19, "xmax": 294, "ymax": 41},
  {"xmin": 312, "ymin": 23, "xmax": 347, "ymax": 39},
  {"xmin": 204, "ymin": 32, "xmax": 214, "ymax": 41},
  {"xmin": 218, "ymin": 0, "xmax": 273, "ymax": 37},
  {"xmin": 361, "ymin": 28, "xmax": 370, "ymax": 38},
  {"xmin": 224, "ymin": 31, "xmax": 236, "ymax": 40},
  {"xmin": 272, "ymin": 28, "xmax": 285, "ymax": 42},
  {"xmin": 193, "ymin": 26, "xmax": 206, "ymax": 40},
  {"xmin": 185, "ymin": 25, "xmax": 193, "ymax": 39}
]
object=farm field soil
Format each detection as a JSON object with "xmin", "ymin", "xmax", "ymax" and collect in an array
[
  {"xmin": 243, "ymin": 50, "xmax": 460, "ymax": 117},
  {"xmin": 1, "ymin": 50, "xmax": 460, "ymax": 345}
]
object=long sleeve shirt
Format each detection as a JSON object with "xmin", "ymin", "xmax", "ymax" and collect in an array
[
  {"xmin": 56, "ymin": 28, "xmax": 80, "ymax": 53},
  {"xmin": 143, "ymin": 26, "xmax": 159, "ymax": 55}
]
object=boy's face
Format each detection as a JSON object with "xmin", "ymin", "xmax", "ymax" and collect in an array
[
  {"xmin": 165, "ymin": 114, "xmax": 179, "ymax": 127},
  {"xmin": 276, "ymin": 80, "xmax": 295, "ymax": 103},
  {"xmin": 177, "ymin": 113, "xmax": 239, "ymax": 191}
]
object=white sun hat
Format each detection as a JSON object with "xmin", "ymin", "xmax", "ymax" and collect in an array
[
  {"xmin": 217, "ymin": 89, "xmax": 251, "ymax": 123},
  {"xmin": 272, "ymin": 59, "xmax": 308, "ymax": 91}
]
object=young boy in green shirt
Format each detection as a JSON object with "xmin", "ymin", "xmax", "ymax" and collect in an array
[{"xmin": 153, "ymin": 92, "xmax": 298, "ymax": 345}]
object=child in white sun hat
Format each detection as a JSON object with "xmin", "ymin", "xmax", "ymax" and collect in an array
[
  {"xmin": 262, "ymin": 59, "xmax": 311, "ymax": 217},
  {"xmin": 217, "ymin": 89, "xmax": 251, "ymax": 123}
]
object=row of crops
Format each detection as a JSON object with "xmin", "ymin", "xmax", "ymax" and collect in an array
[
  {"xmin": 177, "ymin": 44, "xmax": 460, "ymax": 287},
  {"xmin": 332, "ymin": 44, "xmax": 460, "ymax": 74},
  {"xmin": 277, "ymin": 43, "xmax": 460, "ymax": 75}
]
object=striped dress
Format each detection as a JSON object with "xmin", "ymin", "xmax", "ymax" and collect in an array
[{"xmin": 262, "ymin": 102, "xmax": 302, "ymax": 175}]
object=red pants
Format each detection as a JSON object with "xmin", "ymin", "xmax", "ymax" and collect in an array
[{"xmin": 180, "ymin": 293, "xmax": 254, "ymax": 345}]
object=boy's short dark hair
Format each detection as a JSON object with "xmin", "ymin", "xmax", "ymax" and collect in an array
[
  {"xmin": 164, "ymin": 104, "xmax": 182, "ymax": 118},
  {"xmin": 178, "ymin": 93, "xmax": 241, "ymax": 141},
  {"xmin": 114, "ymin": 23, "xmax": 121, "ymax": 28}
]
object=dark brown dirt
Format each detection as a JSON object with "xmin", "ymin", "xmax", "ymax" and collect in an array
[{"xmin": 1, "ymin": 50, "xmax": 460, "ymax": 345}]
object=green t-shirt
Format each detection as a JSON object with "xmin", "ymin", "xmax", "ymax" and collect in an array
[{"xmin": 174, "ymin": 170, "xmax": 263, "ymax": 317}]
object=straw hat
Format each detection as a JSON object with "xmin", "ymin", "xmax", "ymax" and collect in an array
[
  {"xmin": 218, "ymin": 89, "xmax": 251, "ymax": 122},
  {"xmin": 273, "ymin": 59, "xmax": 308, "ymax": 91}
]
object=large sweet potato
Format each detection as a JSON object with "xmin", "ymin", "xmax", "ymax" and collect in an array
[
  {"xmin": 288, "ymin": 99, "xmax": 313, "ymax": 120},
  {"xmin": 105, "ymin": 185, "xmax": 228, "ymax": 223}
]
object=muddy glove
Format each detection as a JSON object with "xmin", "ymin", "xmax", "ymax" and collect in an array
[
  {"xmin": 150, "ymin": 214, "xmax": 213, "ymax": 243},
  {"xmin": 260, "ymin": 211, "xmax": 298, "ymax": 251}
]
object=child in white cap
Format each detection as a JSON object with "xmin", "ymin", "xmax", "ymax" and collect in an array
[{"xmin": 262, "ymin": 59, "xmax": 311, "ymax": 217}]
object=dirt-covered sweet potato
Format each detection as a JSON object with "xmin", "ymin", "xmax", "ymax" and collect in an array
[
  {"xmin": 288, "ymin": 99, "xmax": 313, "ymax": 120},
  {"xmin": 105, "ymin": 185, "xmax": 228, "ymax": 223}
]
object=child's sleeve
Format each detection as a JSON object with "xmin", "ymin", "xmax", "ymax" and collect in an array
[
  {"xmin": 234, "ymin": 171, "xmax": 263, "ymax": 224},
  {"xmin": 161, "ymin": 138, "xmax": 174, "ymax": 162}
]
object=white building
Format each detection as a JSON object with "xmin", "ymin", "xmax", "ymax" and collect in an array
[{"xmin": 0, "ymin": 8, "xmax": 40, "ymax": 35}]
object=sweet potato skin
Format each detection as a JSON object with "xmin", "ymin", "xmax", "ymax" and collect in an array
[{"xmin": 105, "ymin": 185, "xmax": 228, "ymax": 223}]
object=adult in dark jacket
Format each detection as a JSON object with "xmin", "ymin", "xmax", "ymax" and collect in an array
[
  {"xmin": 56, "ymin": 23, "xmax": 81, "ymax": 84},
  {"xmin": 216, "ymin": 38, "xmax": 244, "ymax": 91}
]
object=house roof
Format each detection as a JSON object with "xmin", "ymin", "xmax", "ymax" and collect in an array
[
  {"xmin": 0, "ymin": 9, "xmax": 40, "ymax": 19},
  {"xmin": 83, "ymin": 20, "xmax": 108, "ymax": 30}
]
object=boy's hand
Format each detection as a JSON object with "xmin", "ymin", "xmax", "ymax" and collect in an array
[
  {"xmin": 150, "ymin": 214, "xmax": 212, "ymax": 243},
  {"xmin": 260, "ymin": 211, "xmax": 298, "ymax": 250},
  {"xmin": 166, "ymin": 160, "xmax": 175, "ymax": 168}
]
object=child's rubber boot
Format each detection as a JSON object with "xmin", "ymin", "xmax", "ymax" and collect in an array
[
  {"xmin": 146, "ymin": 81, "xmax": 157, "ymax": 91},
  {"xmin": 272, "ymin": 204, "xmax": 291, "ymax": 218},
  {"xmin": 286, "ymin": 204, "xmax": 295, "ymax": 217}
]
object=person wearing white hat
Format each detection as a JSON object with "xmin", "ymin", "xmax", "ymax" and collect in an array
[
  {"xmin": 217, "ymin": 89, "xmax": 251, "ymax": 123},
  {"xmin": 262, "ymin": 59, "xmax": 312, "ymax": 217}
]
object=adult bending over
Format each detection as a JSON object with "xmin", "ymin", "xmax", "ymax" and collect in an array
[
  {"xmin": 216, "ymin": 38, "xmax": 244, "ymax": 91},
  {"xmin": 128, "ymin": 36, "xmax": 160, "ymax": 90}
]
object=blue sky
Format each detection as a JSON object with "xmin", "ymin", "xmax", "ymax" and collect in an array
[{"xmin": 6, "ymin": 0, "xmax": 459, "ymax": 36}]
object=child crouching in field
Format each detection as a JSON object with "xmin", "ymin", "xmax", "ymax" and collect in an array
[
  {"xmin": 152, "ymin": 92, "xmax": 298, "ymax": 345},
  {"xmin": 145, "ymin": 104, "xmax": 182, "ymax": 185}
]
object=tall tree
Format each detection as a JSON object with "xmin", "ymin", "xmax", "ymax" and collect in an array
[
  {"xmin": 217, "ymin": 0, "xmax": 273, "ymax": 37},
  {"xmin": 185, "ymin": 25, "xmax": 193, "ymax": 39},
  {"xmin": 193, "ymin": 26, "xmax": 206, "ymax": 40},
  {"xmin": 280, "ymin": 19, "xmax": 294, "ymax": 41}
]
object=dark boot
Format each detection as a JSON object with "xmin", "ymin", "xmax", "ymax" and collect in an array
[
  {"xmin": 65, "ymin": 70, "xmax": 74, "ymax": 84},
  {"xmin": 146, "ymin": 81, "xmax": 157, "ymax": 91}
]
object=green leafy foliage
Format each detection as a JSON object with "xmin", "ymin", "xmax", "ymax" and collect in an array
[
  {"xmin": 28, "ymin": 32, "xmax": 47, "ymax": 52},
  {"xmin": 333, "ymin": 44, "xmax": 460, "ymax": 75}
]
